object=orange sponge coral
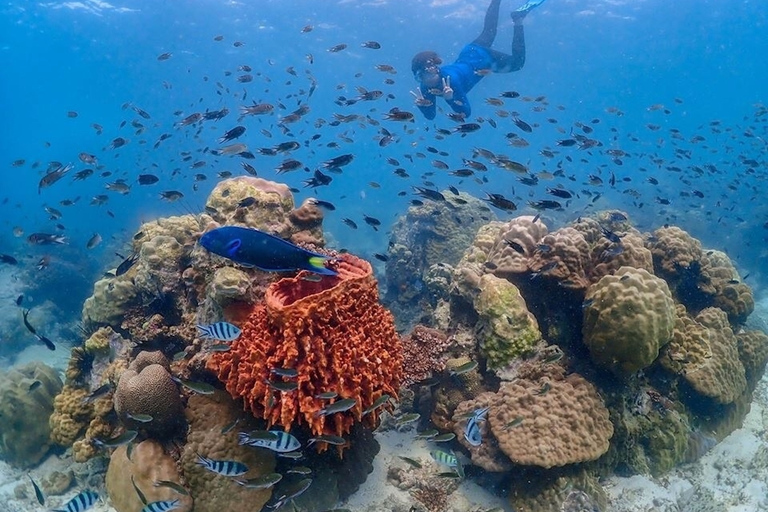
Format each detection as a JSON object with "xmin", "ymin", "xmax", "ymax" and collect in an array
[{"xmin": 207, "ymin": 254, "xmax": 402, "ymax": 443}]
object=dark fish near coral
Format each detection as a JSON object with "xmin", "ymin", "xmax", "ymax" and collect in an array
[
  {"xmin": 131, "ymin": 475, "xmax": 148, "ymax": 505},
  {"xmin": 86, "ymin": 233, "xmax": 102, "ymax": 249},
  {"xmin": 115, "ymin": 253, "xmax": 138, "ymax": 276},
  {"xmin": 308, "ymin": 434, "xmax": 347, "ymax": 446},
  {"xmin": 484, "ymin": 193, "xmax": 517, "ymax": 212},
  {"xmin": 315, "ymin": 398, "xmax": 356, "ymax": 417},
  {"xmin": 126, "ymin": 412, "xmax": 153, "ymax": 423},
  {"xmin": 450, "ymin": 360, "xmax": 478, "ymax": 375},
  {"xmin": 173, "ymin": 378, "xmax": 216, "ymax": 395},
  {"xmin": 269, "ymin": 478, "xmax": 312, "ymax": 510},
  {"xmin": 22, "ymin": 309, "xmax": 56, "ymax": 351},
  {"xmin": 361, "ymin": 41, "xmax": 381, "ymax": 49},
  {"xmin": 83, "ymin": 382, "xmax": 113, "ymax": 403},
  {"xmin": 200, "ymin": 226, "xmax": 337, "ymax": 276}
]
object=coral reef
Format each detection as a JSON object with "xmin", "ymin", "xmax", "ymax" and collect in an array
[
  {"xmin": 208, "ymin": 253, "xmax": 402, "ymax": 443},
  {"xmin": 660, "ymin": 307, "xmax": 747, "ymax": 404},
  {"xmin": 485, "ymin": 215, "xmax": 548, "ymax": 278},
  {"xmin": 114, "ymin": 351, "xmax": 185, "ymax": 438},
  {"xmin": 488, "ymin": 373, "xmax": 613, "ymax": 468},
  {"xmin": 400, "ymin": 325, "xmax": 451, "ymax": 387},
  {"xmin": 180, "ymin": 391, "xmax": 275, "ymax": 512},
  {"xmin": 474, "ymin": 273, "xmax": 541, "ymax": 369},
  {"xmin": 106, "ymin": 440, "xmax": 193, "ymax": 512},
  {"xmin": 0, "ymin": 362, "xmax": 62, "ymax": 468},
  {"xmin": 582, "ymin": 266, "xmax": 676, "ymax": 376}
]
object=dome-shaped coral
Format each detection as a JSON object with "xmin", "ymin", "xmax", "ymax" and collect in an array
[
  {"xmin": 582, "ymin": 266, "xmax": 676, "ymax": 376},
  {"xmin": 487, "ymin": 373, "xmax": 613, "ymax": 468}
]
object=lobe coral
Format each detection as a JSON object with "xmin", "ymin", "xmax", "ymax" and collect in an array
[{"xmin": 207, "ymin": 253, "xmax": 402, "ymax": 443}]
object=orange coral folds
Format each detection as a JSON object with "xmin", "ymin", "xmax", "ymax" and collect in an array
[{"xmin": 207, "ymin": 254, "xmax": 402, "ymax": 441}]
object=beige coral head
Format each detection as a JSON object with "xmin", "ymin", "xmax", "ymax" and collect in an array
[
  {"xmin": 486, "ymin": 215, "xmax": 548, "ymax": 277},
  {"xmin": 582, "ymin": 266, "xmax": 676, "ymax": 376},
  {"xmin": 488, "ymin": 374, "xmax": 613, "ymax": 468}
]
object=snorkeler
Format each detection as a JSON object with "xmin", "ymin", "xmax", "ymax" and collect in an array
[{"xmin": 411, "ymin": 0, "xmax": 546, "ymax": 120}]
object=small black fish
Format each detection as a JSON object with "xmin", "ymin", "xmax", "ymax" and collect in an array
[
  {"xmin": 342, "ymin": 218, "xmax": 358, "ymax": 229},
  {"xmin": 374, "ymin": 253, "xmax": 389, "ymax": 262},
  {"xmin": 15, "ymin": 294, "xmax": 24, "ymax": 306},
  {"xmin": 528, "ymin": 200, "xmax": 562, "ymax": 210},
  {"xmin": 513, "ymin": 116, "xmax": 532, "ymax": 133},
  {"xmin": 138, "ymin": 174, "xmax": 160, "ymax": 185},
  {"xmin": 116, "ymin": 253, "xmax": 139, "ymax": 276},
  {"xmin": 238, "ymin": 197, "xmax": 257, "ymax": 208},
  {"xmin": 452, "ymin": 123, "xmax": 481, "ymax": 134},
  {"xmin": 546, "ymin": 187, "xmax": 572, "ymax": 199},
  {"xmin": 363, "ymin": 215, "xmax": 381, "ymax": 231},
  {"xmin": 218, "ymin": 126, "xmax": 246, "ymax": 143},
  {"xmin": 413, "ymin": 186, "xmax": 445, "ymax": 202},
  {"xmin": 504, "ymin": 239, "xmax": 525, "ymax": 254},
  {"xmin": 361, "ymin": 41, "xmax": 381, "ymax": 49},
  {"xmin": 0, "ymin": 254, "xmax": 18, "ymax": 265},
  {"xmin": 22, "ymin": 309, "xmax": 56, "ymax": 351},
  {"xmin": 307, "ymin": 198, "xmax": 336, "ymax": 211},
  {"xmin": 484, "ymin": 193, "xmax": 517, "ymax": 212}
]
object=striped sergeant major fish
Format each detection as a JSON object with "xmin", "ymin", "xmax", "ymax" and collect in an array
[
  {"xmin": 238, "ymin": 430, "xmax": 301, "ymax": 453},
  {"xmin": 430, "ymin": 449, "xmax": 464, "ymax": 478},
  {"xmin": 195, "ymin": 453, "xmax": 248, "ymax": 477},
  {"xmin": 464, "ymin": 406, "xmax": 489, "ymax": 447},
  {"xmin": 196, "ymin": 322, "xmax": 241, "ymax": 341},
  {"xmin": 140, "ymin": 499, "xmax": 181, "ymax": 512},
  {"xmin": 53, "ymin": 490, "xmax": 99, "ymax": 512}
]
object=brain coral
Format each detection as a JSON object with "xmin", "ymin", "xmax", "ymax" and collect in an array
[
  {"xmin": 207, "ymin": 254, "xmax": 402, "ymax": 443},
  {"xmin": 0, "ymin": 362, "xmax": 62, "ymax": 468},
  {"xmin": 114, "ymin": 351, "xmax": 184, "ymax": 438},
  {"xmin": 660, "ymin": 307, "xmax": 747, "ymax": 404},
  {"xmin": 205, "ymin": 176, "xmax": 294, "ymax": 232},
  {"xmin": 474, "ymin": 273, "xmax": 541, "ymax": 369},
  {"xmin": 487, "ymin": 373, "xmax": 613, "ymax": 468},
  {"xmin": 589, "ymin": 230, "xmax": 654, "ymax": 282},
  {"xmin": 582, "ymin": 266, "xmax": 676, "ymax": 376}
]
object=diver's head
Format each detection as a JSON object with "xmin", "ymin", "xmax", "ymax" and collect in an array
[{"xmin": 412, "ymin": 51, "xmax": 442, "ymax": 86}]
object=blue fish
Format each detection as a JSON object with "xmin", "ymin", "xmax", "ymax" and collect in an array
[
  {"xmin": 140, "ymin": 499, "xmax": 181, "ymax": 512},
  {"xmin": 53, "ymin": 490, "xmax": 99, "ymax": 512},
  {"xmin": 196, "ymin": 322, "xmax": 241, "ymax": 341},
  {"xmin": 200, "ymin": 226, "xmax": 337, "ymax": 276},
  {"xmin": 463, "ymin": 406, "xmax": 488, "ymax": 447},
  {"xmin": 196, "ymin": 453, "xmax": 248, "ymax": 476}
]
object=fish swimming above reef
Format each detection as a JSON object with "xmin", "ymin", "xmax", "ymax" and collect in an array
[
  {"xmin": 196, "ymin": 321, "xmax": 241, "ymax": 341},
  {"xmin": 199, "ymin": 226, "xmax": 337, "ymax": 276}
]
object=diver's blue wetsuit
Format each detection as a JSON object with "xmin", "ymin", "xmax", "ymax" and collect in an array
[{"xmin": 417, "ymin": 0, "xmax": 526, "ymax": 120}]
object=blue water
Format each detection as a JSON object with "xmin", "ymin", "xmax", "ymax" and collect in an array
[{"xmin": 1, "ymin": 0, "xmax": 766, "ymax": 319}]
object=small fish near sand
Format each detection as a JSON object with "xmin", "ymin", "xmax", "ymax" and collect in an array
[
  {"xmin": 199, "ymin": 226, "xmax": 338, "ymax": 276},
  {"xmin": 52, "ymin": 490, "xmax": 99, "ymax": 512}
]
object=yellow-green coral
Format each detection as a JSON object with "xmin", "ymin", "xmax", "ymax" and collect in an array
[
  {"xmin": 206, "ymin": 176, "xmax": 294, "ymax": 231},
  {"xmin": 84, "ymin": 326, "xmax": 117, "ymax": 354},
  {"xmin": 209, "ymin": 266, "xmax": 252, "ymax": 305},
  {"xmin": 82, "ymin": 277, "xmax": 138, "ymax": 326},
  {"xmin": 582, "ymin": 266, "xmax": 675, "ymax": 376},
  {"xmin": 474, "ymin": 273, "xmax": 541, "ymax": 369}
]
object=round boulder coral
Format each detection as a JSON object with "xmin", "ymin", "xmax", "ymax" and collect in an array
[
  {"xmin": 582, "ymin": 266, "xmax": 676, "ymax": 376},
  {"xmin": 488, "ymin": 373, "xmax": 613, "ymax": 468}
]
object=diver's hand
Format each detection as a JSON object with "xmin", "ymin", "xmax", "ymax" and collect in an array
[
  {"xmin": 410, "ymin": 89, "xmax": 433, "ymax": 107},
  {"xmin": 442, "ymin": 77, "xmax": 453, "ymax": 100}
]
